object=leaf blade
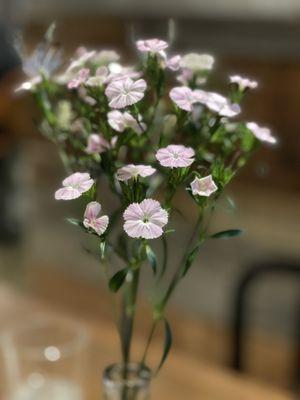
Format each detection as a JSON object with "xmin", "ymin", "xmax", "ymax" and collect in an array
[
  {"xmin": 155, "ymin": 318, "xmax": 172, "ymax": 374},
  {"xmin": 109, "ymin": 268, "xmax": 128, "ymax": 293},
  {"xmin": 210, "ymin": 229, "xmax": 243, "ymax": 239},
  {"xmin": 179, "ymin": 244, "xmax": 200, "ymax": 279}
]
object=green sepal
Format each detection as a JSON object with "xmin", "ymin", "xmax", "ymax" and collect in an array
[
  {"xmin": 99, "ymin": 240, "xmax": 106, "ymax": 260},
  {"xmin": 66, "ymin": 218, "xmax": 84, "ymax": 228},
  {"xmin": 145, "ymin": 244, "xmax": 157, "ymax": 275}
]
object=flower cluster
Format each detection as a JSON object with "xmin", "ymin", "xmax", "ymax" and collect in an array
[{"xmin": 19, "ymin": 29, "xmax": 276, "ymax": 372}]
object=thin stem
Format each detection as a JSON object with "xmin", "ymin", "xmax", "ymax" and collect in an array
[
  {"xmin": 120, "ymin": 266, "xmax": 140, "ymax": 365},
  {"xmin": 157, "ymin": 212, "xmax": 204, "ymax": 312},
  {"xmin": 119, "ymin": 266, "xmax": 140, "ymax": 400}
]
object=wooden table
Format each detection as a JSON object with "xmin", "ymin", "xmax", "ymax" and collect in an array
[{"xmin": 0, "ymin": 284, "xmax": 295, "ymax": 400}]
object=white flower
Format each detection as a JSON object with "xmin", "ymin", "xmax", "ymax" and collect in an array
[
  {"xmin": 246, "ymin": 122, "xmax": 277, "ymax": 144},
  {"xmin": 107, "ymin": 110, "xmax": 146, "ymax": 134},
  {"xmin": 105, "ymin": 78, "xmax": 147, "ymax": 109},
  {"xmin": 181, "ymin": 53, "xmax": 214, "ymax": 72},
  {"xmin": 230, "ymin": 75, "xmax": 258, "ymax": 91},
  {"xmin": 92, "ymin": 50, "xmax": 120, "ymax": 65},
  {"xmin": 190, "ymin": 175, "xmax": 218, "ymax": 197},
  {"xmin": 116, "ymin": 164, "xmax": 156, "ymax": 181},
  {"xmin": 55, "ymin": 172, "xmax": 94, "ymax": 200}
]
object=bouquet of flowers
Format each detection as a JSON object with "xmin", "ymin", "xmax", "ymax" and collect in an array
[{"xmin": 17, "ymin": 25, "xmax": 276, "ymax": 398}]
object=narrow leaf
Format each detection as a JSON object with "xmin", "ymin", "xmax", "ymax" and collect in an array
[
  {"xmin": 155, "ymin": 318, "xmax": 172, "ymax": 374},
  {"xmin": 109, "ymin": 268, "xmax": 128, "ymax": 293},
  {"xmin": 179, "ymin": 244, "xmax": 200, "ymax": 279},
  {"xmin": 66, "ymin": 218, "xmax": 83, "ymax": 227},
  {"xmin": 99, "ymin": 241, "xmax": 106, "ymax": 260},
  {"xmin": 159, "ymin": 236, "xmax": 168, "ymax": 279},
  {"xmin": 210, "ymin": 229, "xmax": 243, "ymax": 239},
  {"xmin": 145, "ymin": 245, "xmax": 157, "ymax": 275}
]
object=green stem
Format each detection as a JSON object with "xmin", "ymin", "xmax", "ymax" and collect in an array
[
  {"xmin": 119, "ymin": 266, "xmax": 140, "ymax": 400},
  {"xmin": 120, "ymin": 266, "xmax": 140, "ymax": 365},
  {"xmin": 157, "ymin": 212, "xmax": 203, "ymax": 313}
]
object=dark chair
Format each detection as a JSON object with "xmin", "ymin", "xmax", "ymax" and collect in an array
[{"xmin": 231, "ymin": 260, "xmax": 300, "ymax": 389}]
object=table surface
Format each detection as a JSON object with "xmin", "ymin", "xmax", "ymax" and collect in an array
[{"xmin": 0, "ymin": 284, "xmax": 295, "ymax": 400}]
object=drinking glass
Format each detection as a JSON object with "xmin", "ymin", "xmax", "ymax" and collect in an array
[{"xmin": 0, "ymin": 313, "xmax": 89, "ymax": 400}]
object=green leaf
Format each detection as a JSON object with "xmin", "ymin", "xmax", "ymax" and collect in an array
[
  {"xmin": 99, "ymin": 241, "xmax": 106, "ymax": 260},
  {"xmin": 155, "ymin": 318, "xmax": 172, "ymax": 374},
  {"xmin": 145, "ymin": 244, "xmax": 157, "ymax": 275},
  {"xmin": 66, "ymin": 218, "xmax": 83, "ymax": 227},
  {"xmin": 179, "ymin": 244, "xmax": 200, "ymax": 279},
  {"xmin": 109, "ymin": 268, "xmax": 128, "ymax": 293},
  {"xmin": 164, "ymin": 229, "xmax": 175, "ymax": 235},
  {"xmin": 210, "ymin": 229, "xmax": 244, "ymax": 239},
  {"xmin": 44, "ymin": 22, "xmax": 56, "ymax": 43},
  {"xmin": 158, "ymin": 236, "xmax": 168, "ymax": 279}
]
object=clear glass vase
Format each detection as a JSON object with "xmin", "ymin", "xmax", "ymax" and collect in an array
[{"xmin": 103, "ymin": 363, "xmax": 151, "ymax": 400}]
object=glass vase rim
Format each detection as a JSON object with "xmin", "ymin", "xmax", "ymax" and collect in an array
[
  {"xmin": 0, "ymin": 312, "xmax": 89, "ymax": 361},
  {"xmin": 103, "ymin": 362, "xmax": 152, "ymax": 390}
]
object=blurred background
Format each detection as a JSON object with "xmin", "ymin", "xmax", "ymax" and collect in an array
[{"xmin": 0, "ymin": 0, "xmax": 299, "ymax": 398}]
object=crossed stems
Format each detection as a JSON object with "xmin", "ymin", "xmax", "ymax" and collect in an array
[{"xmin": 117, "ymin": 202, "xmax": 214, "ymax": 380}]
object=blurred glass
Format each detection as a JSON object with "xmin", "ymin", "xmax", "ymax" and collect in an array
[
  {"xmin": 103, "ymin": 363, "xmax": 151, "ymax": 400},
  {"xmin": 0, "ymin": 314, "xmax": 89, "ymax": 400}
]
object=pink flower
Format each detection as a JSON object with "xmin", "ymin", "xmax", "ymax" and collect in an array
[
  {"xmin": 169, "ymin": 87, "xmax": 197, "ymax": 112},
  {"xmin": 83, "ymin": 201, "xmax": 109, "ymax": 236},
  {"xmin": 85, "ymin": 134, "xmax": 110, "ymax": 154},
  {"xmin": 136, "ymin": 39, "xmax": 168, "ymax": 54},
  {"xmin": 190, "ymin": 175, "xmax": 218, "ymax": 197},
  {"xmin": 78, "ymin": 87, "xmax": 97, "ymax": 106},
  {"xmin": 86, "ymin": 66, "xmax": 109, "ymax": 87},
  {"xmin": 67, "ymin": 49, "xmax": 96, "ymax": 73},
  {"xmin": 166, "ymin": 55, "xmax": 181, "ymax": 71},
  {"xmin": 176, "ymin": 69, "xmax": 194, "ymax": 85},
  {"xmin": 105, "ymin": 78, "xmax": 147, "ymax": 109},
  {"xmin": 107, "ymin": 63, "xmax": 142, "ymax": 82},
  {"xmin": 107, "ymin": 110, "xmax": 146, "ymax": 134},
  {"xmin": 194, "ymin": 91, "xmax": 241, "ymax": 117},
  {"xmin": 67, "ymin": 68, "xmax": 90, "ymax": 89},
  {"xmin": 156, "ymin": 144, "xmax": 195, "ymax": 168},
  {"xmin": 55, "ymin": 172, "xmax": 94, "ymax": 200},
  {"xmin": 246, "ymin": 122, "xmax": 277, "ymax": 144},
  {"xmin": 230, "ymin": 75, "xmax": 258, "ymax": 91},
  {"xmin": 123, "ymin": 199, "xmax": 168, "ymax": 239},
  {"xmin": 116, "ymin": 164, "xmax": 156, "ymax": 181}
]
